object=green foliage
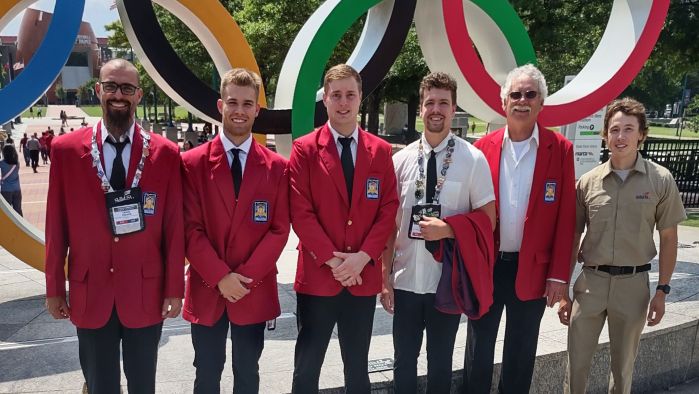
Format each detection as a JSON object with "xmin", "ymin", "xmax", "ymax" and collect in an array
[
  {"xmin": 77, "ymin": 77, "xmax": 99, "ymax": 104},
  {"xmin": 685, "ymin": 95, "xmax": 699, "ymax": 133}
]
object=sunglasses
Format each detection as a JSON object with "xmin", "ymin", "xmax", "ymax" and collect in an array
[
  {"xmin": 100, "ymin": 81, "xmax": 140, "ymax": 96},
  {"xmin": 508, "ymin": 90, "xmax": 539, "ymax": 100}
]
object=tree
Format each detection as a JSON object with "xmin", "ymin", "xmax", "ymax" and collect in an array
[
  {"xmin": 685, "ymin": 95, "xmax": 699, "ymax": 134},
  {"xmin": 55, "ymin": 84, "xmax": 65, "ymax": 104},
  {"xmin": 77, "ymin": 77, "xmax": 98, "ymax": 105}
]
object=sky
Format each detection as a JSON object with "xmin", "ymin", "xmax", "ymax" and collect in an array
[{"xmin": 1, "ymin": 0, "xmax": 119, "ymax": 38}]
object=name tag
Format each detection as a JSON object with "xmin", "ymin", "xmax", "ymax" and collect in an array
[
  {"xmin": 105, "ymin": 187, "xmax": 145, "ymax": 236},
  {"xmin": 408, "ymin": 203, "xmax": 441, "ymax": 240}
]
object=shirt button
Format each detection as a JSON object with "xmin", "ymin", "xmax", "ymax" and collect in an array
[
  {"xmin": 109, "ymin": 268, "xmax": 114, "ymax": 273},
  {"xmin": 346, "ymin": 246, "xmax": 352, "ymax": 251},
  {"xmin": 114, "ymin": 237, "xmax": 119, "ymax": 242},
  {"xmin": 347, "ymin": 220, "xmax": 353, "ymax": 226}
]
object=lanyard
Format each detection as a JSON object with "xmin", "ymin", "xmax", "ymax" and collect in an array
[{"xmin": 91, "ymin": 121, "xmax": 150, "ymax": 193}]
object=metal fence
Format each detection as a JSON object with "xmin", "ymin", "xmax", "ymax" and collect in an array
[{"xmin": 601, "ymin": 138, "xmax": 699, "ymax": 207}]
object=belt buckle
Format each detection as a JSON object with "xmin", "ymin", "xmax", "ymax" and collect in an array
[{"xmin": 608, "ymin": 266, "xmax": 624, "ymax": 276}]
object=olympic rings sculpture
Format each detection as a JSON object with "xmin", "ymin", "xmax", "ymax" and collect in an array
[{"xmin": 0, "ymin": 0, "xmax": 669, "ymax": 271}]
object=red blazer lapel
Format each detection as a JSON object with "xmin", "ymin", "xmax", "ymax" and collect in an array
[
  {"xmin": 209, "ymin": 136, "xmax": 235, "ymax": 218},
  {"xmin": 318, "ymin": 125, "xmax": 350, "ymax": 207},
  {"xmin": 351, "ymin": 128, "xmax": 374, "ymax": 208},
  {"xmin": 525, "ymin": 127, "xmax": 553, "ymax": 219},
  {"xmin": 229, "ymin": 140, "xmax": 265, "ymax": 237},
  {"xmin": 487, "ymin": 131, "xmax": 504, "ymax": 215}
]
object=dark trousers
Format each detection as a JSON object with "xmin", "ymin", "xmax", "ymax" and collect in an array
[
  {"xmin": 29, "ymin": 150, "xmax": 39, "ymax": 171},
  {"xmin": 22, "ymin": 149, "xmax": 30, "ymax": 166},
  {"xmin": 463, "ymin": 254, "xmax": 546, "ymax": 394},
  {"xmin": 292, "ymin": 289, "xmax": 376, "ymax": 394},
  {"xmin": 191, "ymin": 312, "xmax": 265, "ymax": 394},
  {"xmin": 1, "ymin": 190, "xmax": 22, "ymax": 216},
  {"xmin": 76, "ymin": 308, "xmax": 163, "ymax": 394},
  {"xmin": 393, "ymin": 289, "xmax": 461, "ymax": 394}
]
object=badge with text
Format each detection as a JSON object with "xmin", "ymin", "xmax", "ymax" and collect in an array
[
  {"xmin": 253, "ymin": 201, "xmax": 269, "ymax": 222},
  {"xmin": 544, "ymin": 181, "xmax": 557, "ymax": 203},
  {"xmin": 409, "ymin": 203, "xmax": 441, "ymax": 239},
  {"xmin": 105, "ymin": 187, "xmax": 145, "ymax": 236},
  {"xmin": 366, "ymin": 178, "xmax": 380, "ymax": 199},
  {"xmin": 142, "ymin": 192, "xmax": 157, "ymax": 216}
]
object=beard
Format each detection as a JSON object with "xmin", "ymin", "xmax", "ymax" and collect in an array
[{"xmin": 104, "ymin": 100, "xmax": 133, "ymax": 135}]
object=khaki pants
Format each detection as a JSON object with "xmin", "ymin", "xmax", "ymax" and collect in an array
[{"xmin": 565, "ymin": 267, "xmax": 650, "ymax": 394}]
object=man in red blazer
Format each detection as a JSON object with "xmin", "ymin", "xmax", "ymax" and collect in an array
[
  {"xmin": 289, "ymin": 64, "xmax": 399, "ymax": 393},
  {"xmin": 466, "ymin": 64, "xmax": 575, "ymax": 393},
  {"xmin": 181, "ymin": 68, "xmax": 290, "ymax": 393},
  {"xmin": 44, "ymin": 59, "xmax": 184, "ymax": 393}
]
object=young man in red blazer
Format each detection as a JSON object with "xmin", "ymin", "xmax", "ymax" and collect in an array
[
  {"xmin": 289, "ymin": 64, "xmax": 399, "ymax": 393},
  {"xmin": 467, "ymin": 64, "xmax": 576, "ymax": 393},
  {"xmin": 182, "ymin": 68, "xmax": 290, "ymax": 393},
  {"xmin": 45, "ymin": 59, "xmax": 184, "ymax": 393}
]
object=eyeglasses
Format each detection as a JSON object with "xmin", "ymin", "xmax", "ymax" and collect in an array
[
  {"xmin": 99, "ymin": 81, "xmax": 140, "ymax": 96},
  {"xmin": 508, "ymin": 90, "xmax": 539, "ymax": 100}
]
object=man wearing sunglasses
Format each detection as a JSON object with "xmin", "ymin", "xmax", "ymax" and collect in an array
[
  {"xmin": 466, "ymin": 64, "xmax": 576, "ymax": 393},
  {"xmin": 45, "ymin": 58, "xmax": 184, "ymax": 393}
]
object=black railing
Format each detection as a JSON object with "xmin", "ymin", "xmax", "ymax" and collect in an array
[{"xmin": 601, "ymin": 138, "xmax": 699, "ymax": 207}]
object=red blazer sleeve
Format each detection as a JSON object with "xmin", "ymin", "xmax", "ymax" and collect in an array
[
  {"xmin": 360, "ymin": 143, "xmax": 399, "ymax": 261},
  {"xmin": 45, "ymin": 145, "xmax": 68, "ymax": 298},
  {"xmin": 547, "ymin": 140, "xmax": 576, "ymax": 282},
  {"xmin": 182, "ymin": 158, "xmax": 231, "ymax": 288},
  {"xmin": 236, "ymin": 164, "xmax": 291, "ymax": 285},
  {"xmin": 289, "ymin": 139, "xmax": 338, "ymax": 266},
  {"xmin": 162, "ymin": 151, "xmax": 185, "ymax": 298}
]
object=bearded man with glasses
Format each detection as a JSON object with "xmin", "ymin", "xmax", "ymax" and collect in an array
[
  {"xmin": 465, "ymin": 64, "xmax": 576, "ymax": 393},
  {"xmin": 45, "ymin": 58, "xmax": 185, "ymax": 393}
]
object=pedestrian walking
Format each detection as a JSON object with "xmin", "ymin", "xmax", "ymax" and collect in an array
[{"xmin": 0, "ymin": 145, "xmax": 23, "ymax": 216}]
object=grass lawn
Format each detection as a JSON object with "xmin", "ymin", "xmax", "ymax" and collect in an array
[
  {"xmin": 78, "ymin": 105, "xmax": 191, "ymax": 120},
  {"xmin": 682, "ymin": 212, "xmax": 699, "ymax": 228}
]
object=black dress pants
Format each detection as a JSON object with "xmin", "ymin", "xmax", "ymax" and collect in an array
[
  {"xmin": 393, "ymin": 289, "xmax": 461, "ymax": 394},
  {"xmin": 191, "ymin": 312, "xmax": 265, "ymax": 394},
  {"xmin": 463, "ymin": 254, "xmax": 546, "ymax": 394},
  {"xmin": 76, "ymin": 308, "xmax": 163, "ymax": 394},
  {"xmin": 292, "ymin": 289, "xmax": 376, "ymax": 394},
  {"xmin": 29, "ymin": 150, "xmax": 39, "ymax": 171}
]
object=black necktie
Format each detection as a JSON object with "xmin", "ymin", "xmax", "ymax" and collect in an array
[
  {"xmin": 425, "ymin": 150, "xmax": 438, "ymax": 253},
  {"xmin": 106, "ymin": 137, "xmax": 129, "ymax": 191},
  {"xmin": 339, "ymin": 137, "xmax": 354, "ymax": 201},
  {"xmin": 231, "ymin": 148, "xmax": 242, "ymax": 198}
]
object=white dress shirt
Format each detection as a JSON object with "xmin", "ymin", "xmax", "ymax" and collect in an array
[
  {"xmin": 101, "ymin": 121, "xmax": 135, "ymax": 182},
  {"xmin": 328, "ymin": 122, "xmax": 358, "ymax": 164},
  {"xmin": 498, "ymin": 124, "xmax": 539, "ymax": 252},
  {"xmin": 219, "ymin": 132, "xmax": 252, "ymax": 176},
  {"xmin": 391, "ymin": 133, "xmax": 495, "ymax": 294}
]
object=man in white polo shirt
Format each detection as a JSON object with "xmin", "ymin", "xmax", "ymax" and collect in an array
[{"xmin": 382, "ymin": 71, "xmax": 496, "ymax": 393}]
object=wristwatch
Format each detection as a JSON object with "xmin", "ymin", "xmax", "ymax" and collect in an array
[{"xmin": 656, "ymin": 284, "xmax": 671, "ymax": 294}]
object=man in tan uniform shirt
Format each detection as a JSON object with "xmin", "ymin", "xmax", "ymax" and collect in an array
[{"xmin": 558, "ymin": 98, "xmax": 686, "ymax": 393}]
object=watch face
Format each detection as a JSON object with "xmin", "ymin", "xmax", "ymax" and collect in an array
[{"xmin": 657, "ymin": 285, "xmax": 671, "ymax": 294}]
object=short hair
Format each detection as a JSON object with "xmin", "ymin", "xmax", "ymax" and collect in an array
[
  {"xmin": 220, "ymin": 68, "xmax": 262, "ymax": 99},
  {"xmin": 323, "ymin": 64, "xmax": 362, "ymax": 93},
  {"xmin": 99, "ymin": 58, "xmax": 139, "ymax": 83},
  {"xmin": 602, "ymin": 97, "xmax": 649, "ymax": 139},
  {"xmin": 500, "ymin": 64, "xmax": 548, "ymax": 103},
  {"xmin": 2, "ymin": 145, "xmax": 18, "ymax": 165},
  {"xmin": 420, "ymin": 72, "xmax": 457, "ymax": 104}
]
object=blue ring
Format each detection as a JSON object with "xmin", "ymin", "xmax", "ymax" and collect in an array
[{"xmin": 0, "ymin": 0, "xmax": 85, "ymax": 125}]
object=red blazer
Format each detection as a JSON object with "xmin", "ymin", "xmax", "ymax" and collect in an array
[
  {"xmin": 289, "ymin": 124, "xmax": 399, "ymax": 296},
  {"xmin": 45, "ymin": 124, "xmax": 185, "ymax": 329},
  {"xmin": 182, "ymin": 136, "xmax": 289, "ymax": 326},
  {"xmin": 474, "ymin": 126, "xmax": 575, "ymax": 301}
]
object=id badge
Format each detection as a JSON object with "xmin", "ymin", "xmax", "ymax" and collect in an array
[
  {"xmin": 408, "ymin": 203, "xmax": 441, "ymax": 239},
  {"xmin": 105, "ymin": 187, "xmax": 145, "ymax": 236}
]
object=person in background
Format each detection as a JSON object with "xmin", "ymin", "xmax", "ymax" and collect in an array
[
  {"xmin": 26, "ymin": 133, "xmax": 41, "ymax": 173},
  {"xmin": 0, "ymin": 145, "xmax": 23, "ymax": 216},
  {"xmin": 19, "ymin": 133, "xmax": 30, "ymax": 166}
]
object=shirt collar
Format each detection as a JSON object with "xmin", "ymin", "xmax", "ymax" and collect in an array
[
  {"xmin": 101, "ymin": 121, "xmax": 135, "ymax": 144},
  {"xmin": 421, "ymin": 131, "xmax": 454, "ymax": 154},
  {"xmin": 602, "ymin": 152, "xmax": 646, "ymax": 178},
  {"xmin": 328, "ymin": 122, "xmax": 359, "ymax": 144},
  {"xmin": 503, "ymin": 124, "xmax": 539, "ymax": 147},
  {"xmin": 220, "ymin": 132, "xmax": 253, "ymax": 154}
]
